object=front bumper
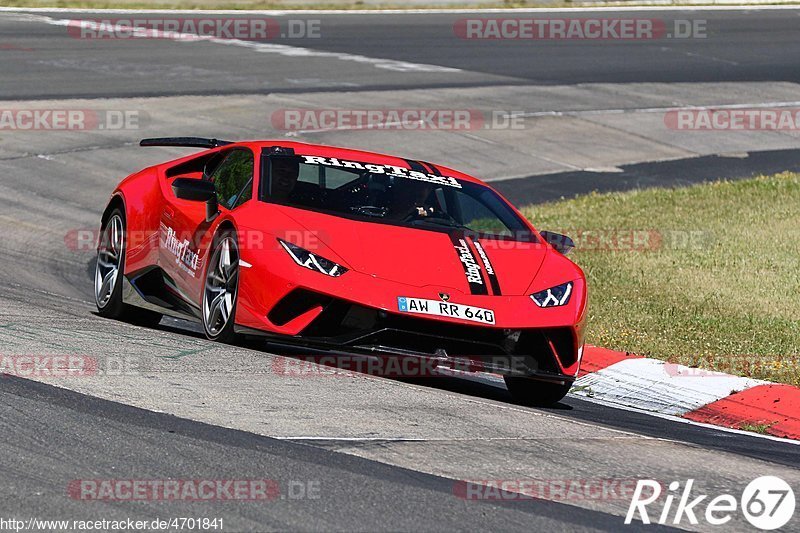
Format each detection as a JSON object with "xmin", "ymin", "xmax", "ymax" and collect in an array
[{"xmin": 236, "ymin": 288, "xmax": 584, "ymax": 381}]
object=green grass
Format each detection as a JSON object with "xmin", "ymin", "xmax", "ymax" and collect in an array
[
  {"xmin": 738, "ymin": 422, "xmax": 773, "ymax": 435},
  {"xmin": 521, "ymin": 172, "xmax": 800, "ymax": 386}
]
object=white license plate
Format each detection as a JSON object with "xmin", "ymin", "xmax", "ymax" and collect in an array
[{"xmin": 397, "ymin": 297, "xmax": 496, "ymax": 325}]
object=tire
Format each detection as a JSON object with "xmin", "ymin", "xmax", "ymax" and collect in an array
[
  {"xmin": 504, "ymin": 376, "xmax": 571, "ymax": 406},
  {"xmin": 95, "ymin": 209, "xmax": 127, "ymax": 318},
  {"xmin": 95, "ymin": 207, "xmax": 162, "ymax": 327},
  {"xmin": 202, "ymin": 229, "xmax": 240, "ymax": 344}
]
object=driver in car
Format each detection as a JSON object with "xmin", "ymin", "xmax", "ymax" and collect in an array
[{"xmin": 387, "ymin": 181, "xmax": 435, "ymax": 221}]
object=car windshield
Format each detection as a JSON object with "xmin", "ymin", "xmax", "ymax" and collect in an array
[{"xmin": 261, "ymin": 155, "xmax": 534, "ymax": 241}]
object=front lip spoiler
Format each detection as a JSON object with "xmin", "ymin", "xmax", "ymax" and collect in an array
[{"xmin": 234, "ymin": 324, "xmax": 573, "ymax": 384}]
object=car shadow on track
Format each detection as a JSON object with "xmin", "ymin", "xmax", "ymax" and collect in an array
[
  {"xmin": 396, "ymin": 375, "xmax": 574, "ymax": 411},
  {"xmin": 137, "ymin": 315, "xmax": 575, "ymax": 412}
]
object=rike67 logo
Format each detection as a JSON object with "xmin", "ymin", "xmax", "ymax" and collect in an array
[{"xmin": 626, "ymin": 477, "xmax": 795, "ymax": 530}]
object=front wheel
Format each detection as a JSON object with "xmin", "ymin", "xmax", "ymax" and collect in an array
[
  {"xmin": 95, "ymin": 208, "xmax": 162, "ymax": 327},
  {"xmin": 504, "ymin": 377, "xmax": 571, "ymax": 406},
  {"xmin": 95, "ymin": 210, "xmax": 125, "ymax": 318},
  {"xmin": 202, "ymin": 230, "xmax": 240, "ymax": 343}
]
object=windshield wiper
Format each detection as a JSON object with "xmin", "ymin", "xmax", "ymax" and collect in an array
[{"xmin": 350, "ymin": 206, "xmax": 388, "ymax": 218}]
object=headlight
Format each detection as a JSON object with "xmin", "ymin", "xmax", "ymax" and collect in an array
[
  {"xmin": 530, "ymin": 282, "xmax": 573, "ymax": 308},
  {"xmin": 278, "ymin": 239, "xmax": 348, "ymax": 277}
]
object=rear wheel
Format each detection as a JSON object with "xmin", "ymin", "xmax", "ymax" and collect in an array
[
  {"xmin": 202, "ymin": 230, "xmax": 240, "ymax": 344},
  {"xmin": 95, "ymin": 208, "xmax": 162, "ymax": 327},
  {"xmin": 504, "ymin": 377, "xmax": 571, "ymax": 406}
]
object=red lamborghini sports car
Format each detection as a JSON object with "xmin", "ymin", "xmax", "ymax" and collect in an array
[{"xmin": 95, "ymin": 138, "xmax": 587, "ymax": 405}]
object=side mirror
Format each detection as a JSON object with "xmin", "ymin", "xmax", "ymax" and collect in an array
[
  {"xmin": 171, "ymin": 178, "xmax": 219, "ymax": 223},
  {"xmin": 539, "ymin": 230, "xmax": 575, "ymax": 255},
  {"xmin": 172, "ymin": 178, "xmax": 215, "ymax": 201}
]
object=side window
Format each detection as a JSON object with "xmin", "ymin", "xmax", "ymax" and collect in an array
[
  {"xmin": 209, "ymin": 149, "xmax": 254, "ymax": 209},
  {"xmin": 452, "ymin": 190, "xmax": 513, "ymax": 236}
]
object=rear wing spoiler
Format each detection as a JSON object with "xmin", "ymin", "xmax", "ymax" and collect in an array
[{"xmin": 139, "ymin": 137, "xmax": 233, "ymax": 149}]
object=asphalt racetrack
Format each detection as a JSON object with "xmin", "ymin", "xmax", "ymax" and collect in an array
[{"xmin": 1, "ymin": 6, "xmax": 799, "ymax": 532}]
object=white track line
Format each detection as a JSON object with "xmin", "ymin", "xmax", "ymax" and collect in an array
[
  {"xmin": 274, "ymin": 435, "xmax": 640, "ymax": 441},
  {"xmin": 280, "ymin": 101, "xmax": 800, "ymax": 135},
  {"xmin": 2, "ymin": 5, "xmax": 800, "ymax": 14},
  {"xmin": 18, "ymin": 14, "xmax": 461, "ymax": 73},
  {"xmin": 508, "ymin": 101, "xmax": 800, "ymax": 119}
]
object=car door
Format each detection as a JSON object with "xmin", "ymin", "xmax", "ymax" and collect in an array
[{"xmin": 160, "ymin": 148, "xmax": 255, "ymax": 306}]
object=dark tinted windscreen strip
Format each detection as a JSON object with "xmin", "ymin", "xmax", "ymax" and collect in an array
[
  {"xmin": 421, "ymin": 161, "xmax": 443, "ymax": 176},
  {"xmin": 404, "ymin": 159, "xmax": 429, "ymax": 174}
]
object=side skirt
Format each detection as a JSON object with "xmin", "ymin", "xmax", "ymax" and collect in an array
[{"xmin": 121, "ymin": 266, "xmax": 201, "ymax": 321}]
